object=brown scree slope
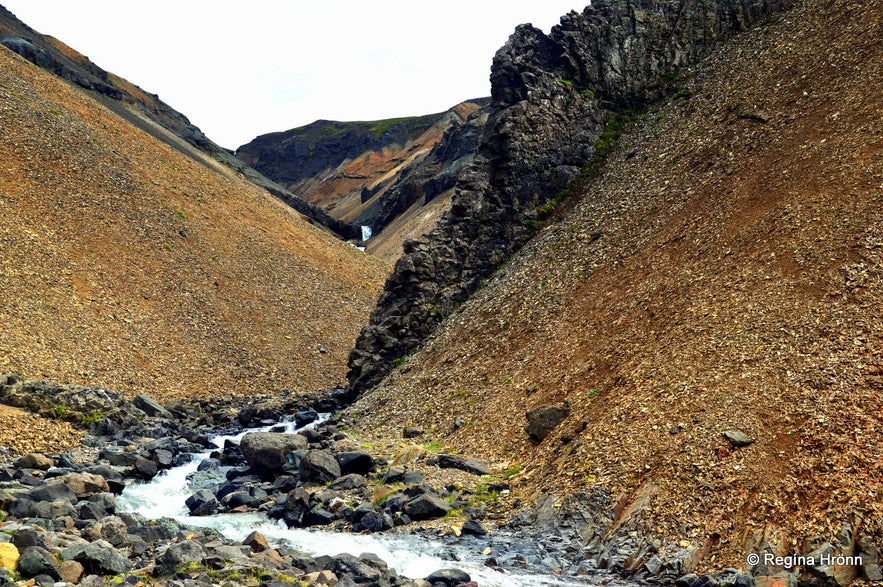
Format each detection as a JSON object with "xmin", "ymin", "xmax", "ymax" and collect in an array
[
  {"xmin": 351, "ymin": 0, "xmax": 882, "ymax": 571},
  {"xmin": 0, "ymin": 46, "xmax": 387, "ymax": 403}
]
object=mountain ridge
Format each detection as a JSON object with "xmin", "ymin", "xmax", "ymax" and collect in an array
[
  {"xmin": 235, "ymin": 99, "xmax": 490, "ymax": 262},
  {"xmin": 0, "ymin": 4, "xmax": 362, "ymax": 241},
  {"xmin": 0, "ymin": 41, "xmax": 386, "ymax": 401}
]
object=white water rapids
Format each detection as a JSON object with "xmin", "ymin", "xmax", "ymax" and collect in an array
[{"xmin": 115, "ymin": 420, "xmax": 607, "ymax": 586}]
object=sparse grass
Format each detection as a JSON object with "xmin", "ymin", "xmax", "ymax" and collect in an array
[{"xmin": 81, "ymin": 410, "xmax": 104, "ymax": 426}]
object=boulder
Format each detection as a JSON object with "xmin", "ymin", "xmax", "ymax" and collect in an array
[
  {"xmin": 299, "ymin": 450, "xmax": 341, "ymax": 483},
  {"xmin": 17, "ymin": 547, "xmax": 58, "ymax": 579},
  {"xmin": 131, "ymin": 394, "xmax": 172, "ymax": 418},
  {"xmin": 65, "ymin": 472, "xmax": 110, "ymax": 497},
  {"xmin": 426, "ymin": 568, "xmax": 471, "ymax": 586},
  {"xmin": 240, "ymin": 432, "xmax": 308, "ymax": 471},
  {"xmin": 14, "ymin": 453, "xmax": 54, "ymax": 470},
  {"xmin": 0, "ymin": 543, "xmax": 20, "ymax": 572},
  {"xmin": 157, "ymin": 540, "xmax": 204, "ymax": 576},
  {"xmin": 331, "ymin": 473, "xmax": 367, "ymax": 491},
  {"xmin": 524, "ymin": 404, "xmax": 570, "ymax": 441},
  {"xmin": 336, "ymin": 450, "xmax": 375, "ymax": 475},
  {"xmin": 403, "ymin": 426, "xmax": 424, "ymax": 439},
  {"xmin": 185, "ymin": 490, "xmax": 219, "ymax": 516},
  {"xmin": 722, "ymin": 429, "xmax": 754, "ymax": 447},
  {"xmin": 325, "ymin": 553, "xmax": 383, "ymax": 585},
  {"xmin": 28, "ymin": 480, "xmax": 77, "ymax": 504},
  {"xmin": 58, "ymin": 560, "xmax": 84, "ymax": 584},
  {"xmin": 243, "ymin": 531, "xmax": 270, "ymax": 553},
  {"xmin": 436, "ymin": 454, "xmax": 489, "ymax": 476},
  {"xmin": 63, "ymin": 540, "xmax": 132, "ymax": 575},
  {"xmin": 403, "ymin": 493, "xmax": 451, "ymax": 520}
]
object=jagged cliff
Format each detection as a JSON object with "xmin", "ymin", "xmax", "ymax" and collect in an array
[
  {"xmin": 347, "ymin": 0, "xmax": 793, "ymax": 393},
  {"xmin": 0, "ymin": 5, "xmax": 360, "ymax": 240},
  {"xmin": 235, "ymin": 100, "xmax": 489, "ymax": 262}
]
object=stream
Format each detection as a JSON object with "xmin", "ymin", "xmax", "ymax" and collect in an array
[{"xmin": 116, "ymin": 419, "xmax": 629, "ymax": 586}]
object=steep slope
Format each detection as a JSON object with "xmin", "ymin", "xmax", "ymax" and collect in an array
[
  {"xmin": 346, "ymin": 0, "xmax": 793, "ymax": 394},
  {"xmin": 235, "ymin": 100, "xmax": 489, "ymax": 263},
  {"xmin": 0, "ymin": 5, "xmax": 360, "ymax": 241},
  {"xmin": 350, "ymin": 0, "xmax": 882, "ymax": 580},
  {"xmin": 0, "ymin": 45, "xmax": 386, "ymax": 401}
]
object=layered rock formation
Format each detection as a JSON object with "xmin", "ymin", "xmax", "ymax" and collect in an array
[
  {"xmin": 347, "ymin": 0, "xmax": 792, "ymax": 392},
  {"xmin": 235, "ymin": 100, "xmax": 490, "ymax": 261}
]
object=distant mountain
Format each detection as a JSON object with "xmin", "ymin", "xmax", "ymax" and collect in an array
[
  {"xmin": 0, "ymin": 5, "xmax": 361, "ymax": 240},
  {"xmin": 235, "ymin": 100, "xmax": 489, "ymax": 262}
]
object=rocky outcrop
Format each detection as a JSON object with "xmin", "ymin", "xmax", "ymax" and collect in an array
[{"xmin": 347, "ymin": 0, "xmax": 793, "ymax": 393}]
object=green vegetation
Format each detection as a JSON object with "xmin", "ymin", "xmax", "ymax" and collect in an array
[
  {"xmin": 502, "ymin": 462, "xmax": 522, "ymax": 479},
  {"xmin": 557, "ymin": 78, "xmax": 575, "ymax": 90},
  {"xmin": 176, "ymin": 210, "xmax": 187, "ymax": 220},
  {"xmin": 49, "ymin": 108, "xmax": 61, "ymax": 116},
  {"xmin": 392, "ymin": 349, "xmax": 415, "ymax": 366},
  {"xmin": 587, "ymin": 387, "xmax": 600, "ymax": 398},
  {"xmin": 53, "ymin": 403, "xmax": 67, "ymax": 417},
  {"xmin": 81, "ymin": 410, "xmax": 104, "ymax": 426}
]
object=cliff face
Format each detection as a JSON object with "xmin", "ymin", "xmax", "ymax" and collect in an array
[
  {"xmin": 235, "ymin": 101, "xmax": 489, "ymax": 262},
  {"xmin": 347, "ymin": 0, "xmax": 793, "ymax": 393},
  {"xmin": 0, "ymin": 6, "xmax": 359, "ymax": 240}
]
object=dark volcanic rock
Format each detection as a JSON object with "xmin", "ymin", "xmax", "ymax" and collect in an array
[
  {"xmin": 336, "ymin": 450, "xmax": 375, "ymax": 475},
  {"xmin": 299, "ymin": 450, "xmax": 341, "ymax": 483},
  {"xmin": 426, "ymin": 568, "xmax": 472, "ymax": 586},
  {"xmin": 403, "ymin": 493, "xmax": 451, "ymax": 521},
  {"xmin": 346, "ymin": 0, "xmax": 792, "ymax": 394},
  {"xmin": 239, "ymin": 431, "xmax": 308, "ymax": 472},
  {"xmin": 525, "ymin": 404, "xmax": 571, "ymax": 442},
  {"xmin": 436, "ymin": 454, "xmax": 490, "ymax": 476}
]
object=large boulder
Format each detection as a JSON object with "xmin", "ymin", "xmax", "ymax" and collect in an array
[
  {"xmin": 17, "ymin": 546, "xmax": 59, "ymax": 579},
  {"xmin": 240, "ymin": 432, "xmax": 308, "ymax": 471},
  {"xmin": 524, "ymin": 404, "xmax": 570, "ymax": 442},
  {"xmin": 336, "ymin": 450, "xmax": 374, "ymax": 475},
  {"xmin": 402, "ymin": 493, "xmax": 451, "ymax": 521},
  {"xmin": 299, "ymin": 450, "xmax": 341, "ymax": 483}
]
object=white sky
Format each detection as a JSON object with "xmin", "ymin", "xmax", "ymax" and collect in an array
[{"xmin": 3, "ymin": 1, "xmax": 584, "ymax": 149}]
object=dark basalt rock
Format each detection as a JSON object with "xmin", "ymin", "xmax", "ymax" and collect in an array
[
  {"xmin": 299, "ymin": 450, "xmax": 341, "ymax": 483},
  {"xmin": 525, "ymin": 404, "xmax": 571, "ymax": 442}
]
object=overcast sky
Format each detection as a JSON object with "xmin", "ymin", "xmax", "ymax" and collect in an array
[{"xmin": 3, "ymin": 1, "xmax": 584, "ymax": 149}]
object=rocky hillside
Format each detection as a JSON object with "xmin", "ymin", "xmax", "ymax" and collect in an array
[
  {"xmin": 0, "ymin": 5, "xmax": 361, "ymax": 241},
  {"xmin": 0, "ymin": 43, "xmax": 386, "ymax": 401},
  {"xmin": 235, "ymin": 100, "xmax": 489, "ymax": 263},
  {"xmin": 350, "ymin": 0, "xmax": 882, "ymax": 582},
  {"xmin": 347, "ymin": 0, "xmax": 794, "ymax": 393}
]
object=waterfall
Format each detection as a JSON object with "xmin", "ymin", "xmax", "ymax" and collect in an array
[{"xmin": 361, "ymin": 225, "xmax": 373, "ymax": 242}]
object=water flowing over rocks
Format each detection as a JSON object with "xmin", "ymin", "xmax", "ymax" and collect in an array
[{"xmin": 346, "ymin": 0, "xmax": 793, "ymax": 394}]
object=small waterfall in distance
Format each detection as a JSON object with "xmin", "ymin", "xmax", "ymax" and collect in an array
[{"xmin": 361, "ymin": 225, "xmax": 373, "ymax": 242}]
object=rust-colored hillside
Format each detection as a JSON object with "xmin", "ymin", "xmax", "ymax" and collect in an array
[
  {"xmin": 351, "ymin": 0, "xmax": 882, "ymax": 575},
  {"xmin": 0, "ymin": 46, "xmax": 386, "ymax": 402}
]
